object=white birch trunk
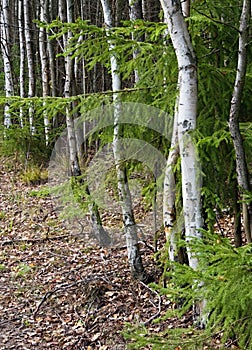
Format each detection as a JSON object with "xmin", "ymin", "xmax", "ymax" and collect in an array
[
  {"xmin": 181, "ymin": 0, "xmax": 190, "ymax": 17},
  {"xmin": 59, "ymin": 0, "xmax": 110, "ymax": 246},
  {"xmin": 47, "ymin": 0, "xmax": 57, "ymax": 99},
  {"xmin": 160, "ymin": 0, "xmax": 202, "ymax": 270},
  {"xmin": 39, "ymin": 0, "xmax": 50, "ymax": 145},
  {"xmin": 229, "ymin": 0, "xmax": 252, "ymax": 243},
  {"xmin": 0, "ymin": 0, "xmax": 14, "ymax": 127},
  {"xmin": 163, "ymin": 107, "xmax": 180, "ymax": 261},
  {"xmin": 160, "ymin": 0, "xmax": 205, "ymax": 326},
  {"xmin": 60, "ymin": 0, "xmax": 80, "ymax": 176},
  {"xmin": 18, "ymin": 0, "xmax": 25, "ymax": 128},
  {"xmin": 23, "ymin": 0, "xmax": 35, "ymax": 134},
  {"xmin": 101, "ymin": 0, "xmax": 146, "ymax": 280}
]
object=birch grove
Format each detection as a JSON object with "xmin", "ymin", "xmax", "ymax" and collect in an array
[{"xmin": 0, "ymin": 0, "xmax": 252, "ymax": 284}]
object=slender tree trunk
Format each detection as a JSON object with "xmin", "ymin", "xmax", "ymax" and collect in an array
[
  {"xmin": 163, "ymin": 106, "xmax": 180, "ymax": 261},
  {"xmin": 160, "ymin": 0, "xmax": 203, "ymax": 269},
  {"xmin": 59, "ymin": 0, "xmax": 110, "ymax": 246},
  {"xmin": 39, "ymin": 0, "xmax": 50, "ymax": 145},
  {"xmin": 101, "ymin": 0, "xmax": 146, "ymax": 280},
  {"xmin": 23, "ymin": 0, "xmax": 35, "ymax": 134},
  {"xmin": 160, "ymin": 0, "xmax": 205, "ymax": 326},
  {"xmin": 18, "ymin": 0, "xmax": 25, "ymax": 128},
  {"xmin": 60, "ymin": 0, "xmax": 80, "ymax": 175},
  {"xmin": 228, "ymin": 0, "xmax": 252, "ymax": 243},
  {"xmin": 47, "ymin": 0, "xmax": 57, "ymax": 128},
  {"xmin": 0, "ymin": 0, "xmax": 14, "ymax": 127}
]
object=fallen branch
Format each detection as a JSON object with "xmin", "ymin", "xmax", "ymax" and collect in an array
[
  {"xmin": 1, "ymin": 232, "xmax": 90, "ymax": 246},
  {"xmin": 139, "ymin": 281, "xmax": 162, "ymax": 325},
  {"xmin": 33, "ymin": 276, "xmax": 113, "ymax": 318}
]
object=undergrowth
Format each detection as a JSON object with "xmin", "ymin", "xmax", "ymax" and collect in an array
[{"xmin": 124, "ymin": 231, "xmax": 252, "ymax": 349}]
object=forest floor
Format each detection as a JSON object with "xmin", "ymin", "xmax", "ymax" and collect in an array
[{"xmin": 0, "ymin": 157, "xmax": 236, "ymax": 349}]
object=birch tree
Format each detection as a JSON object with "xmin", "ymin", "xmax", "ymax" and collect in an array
[
  {"xmin": 18, "ymin": 0, "xmax": 25, "ymax": 127},
  {"xmin": 23, "ymin": 0, "xmax": 35, "ymax": 133},
  {"xmin": 39, "ymin": 0, "xmax": 50, "ymax": 145},
  {"xmin": 0, "ymin": 0, "xmax": 14, "ymax": 127},
  {"xmin": 100, "ymin": 0, "xmax": 146, "ymax": 280},
  {"xmin": 160, "ymin": 0, "xmax": 203, "ymax": 270},
  {"xmin": 229, "ymin": 0, "xmax": 252, "ymax": 243},
  {"xmin": 59, "ymin": 0, "xmax": 110, "ymax": 246},
  {"xmin": 163, "ymin": 105, "xmax": 180, "ymax": 262},
  {"xmin": 181, "ymin": 0, "xmax": 190, "ymax": 18}
]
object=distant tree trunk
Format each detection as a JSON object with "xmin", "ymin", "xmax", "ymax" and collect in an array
[
  {"xmin": 23, "ymin": 0, "xmax": 35, "ymax": 133},
  {"xmin": 0, "ymin": 0, "xmax": 14, "ymax": 127},
  {"xmin": 47, "ymin": 0, "xmax": 58, "ymax": 129},
  {"xmin": 39, "ymin": 0, "xmax": 50, "ymax": 145},
  {"xmin": 59, "ymin": 0, "xmax": 79, "ymax": 174},
  {"xmin": 18, "ymin": 0, "xmax": 25, "ymax": 128},
  {"xmin": 101, "ymin": 0, "xmax": 146, "ymax": 281},
  {"xmin": 60, "ymin": 0, "xmax": 110, "ymax": 246},
  {"xmin": 229, "ymin": 0, "xmax": 252, "ymax": 243},
  {"xmin": 160, "ymin": 0, "xmax": 203, "ymax": 269}
]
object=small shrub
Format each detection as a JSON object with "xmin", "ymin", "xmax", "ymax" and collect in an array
[
  {"xmin": 124, "ymin": 232, "xmax": 252, "ymax": 349},
  {"xmin": 21, "ymin": 165, "xmax": 48, "ymax": 184}
]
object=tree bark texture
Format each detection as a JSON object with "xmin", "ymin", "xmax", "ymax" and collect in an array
[
  {"xmin": 229, "ymin": 0, "xmax": 252, "ymax": 243},
  {"xmin": 0, "ymin": 0, "xmax": 14, "ymax": 127},
  {"xmin": 101, "ymin": 0, "xmax": 146, "ymax": 280},
  {"xmin": 160, "ymin": 0, "xmax": 203, "ymax": 270},
  {"xmin": 23, "ymin": 0, "xmax": 35, "ymax": 133}
]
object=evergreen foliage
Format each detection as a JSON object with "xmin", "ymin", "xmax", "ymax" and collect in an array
[{"xmin": 133, "ymin": 232, "xmax": 252, "ymax": 349}]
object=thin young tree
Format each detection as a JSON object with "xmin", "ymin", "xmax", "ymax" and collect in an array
[
  {"xmin": 160, "ymin": 0, "xmax": 203, "ymax": 270},
  {"xmin": 0, "ymin": 0, "xmax": 14, "ymax": 127},
  {"xmin": 18, "ymin": 0, "xmax": 25, "ymax": 128},
  {"xmin": 39, "ymin": 0, "xmax": 50, "ymax": 145},
  {"xmin": 23, "ymin": 0, "xmax": 35, "ymax": 133},
  {"xmin": 100, "ymin": 0, "xmax": 146, "ymax": 280},
  {"xmin": 163, "ymin": 105, "xmax": 180, "ymax": 262},
  {"xmin": 59, "ymin": 0, "xmax": 110, "ymax": 246},
  {"xmin": 229, "ymin": 0, "xmax": 252, "ymax": 243}
]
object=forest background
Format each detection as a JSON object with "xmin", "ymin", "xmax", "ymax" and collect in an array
[{"xmin": 1, "ymin": 0, "xmax": 252, "ymax": 349}]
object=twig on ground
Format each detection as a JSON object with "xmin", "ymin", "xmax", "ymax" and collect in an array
[
  {"xmin": 139, "ymin": 280, "xmax": 161, "ymax": 325},
  {"xmin": 1, "ymin": 232, "xmax": 90, "ymax": 246},
  {"xmin": 33, "ymin": 281, "xmax": 83, "ymax": 318}
]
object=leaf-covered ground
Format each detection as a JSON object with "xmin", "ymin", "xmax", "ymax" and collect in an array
[
  {"xmin": 0, "ymin": 158, "xmax": 237, "ymax": 349},
  {"xmin": 0, "ymin": 158, "xmax": 170, "ymax": 349}
]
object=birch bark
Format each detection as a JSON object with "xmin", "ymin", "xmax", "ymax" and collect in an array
[
  {"xmin": 18, "ymin": 0, "xmax": 25, "ymax": 127},
  {"xmin": 39, "ymin": 0, "xmax": 50, "ymax": 145},
  {"xmin": 23, "ymin": 0, "xmax": 35, "ymax": 133},
  {"xmin": 163, "ymin": 106, "xmax": 180, "ymax": 261},
  {"xmin": 0, "ymin": 0, "xmax": 14, "ymax": 127},
  {"xmin": 60, "ymin": 0, "xmax": 110, "ymax": 246},
  {"xmin": 229, "ymin": 0, "xmax": 252, "ymax": 243},
  {"xmin": 101, "ymin": 0, "xmax": 146, "ymax": 280},
  {"xmin": 160, "ymin": 0, "xmax": 203, "ymax": 269},
  {"xmin": 181, "ymin": 0, "xmax": 190, "ymax": 18},
  {"xmin": 59, "ymin": 0, "xmax": 80, "ymax": 176}
]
